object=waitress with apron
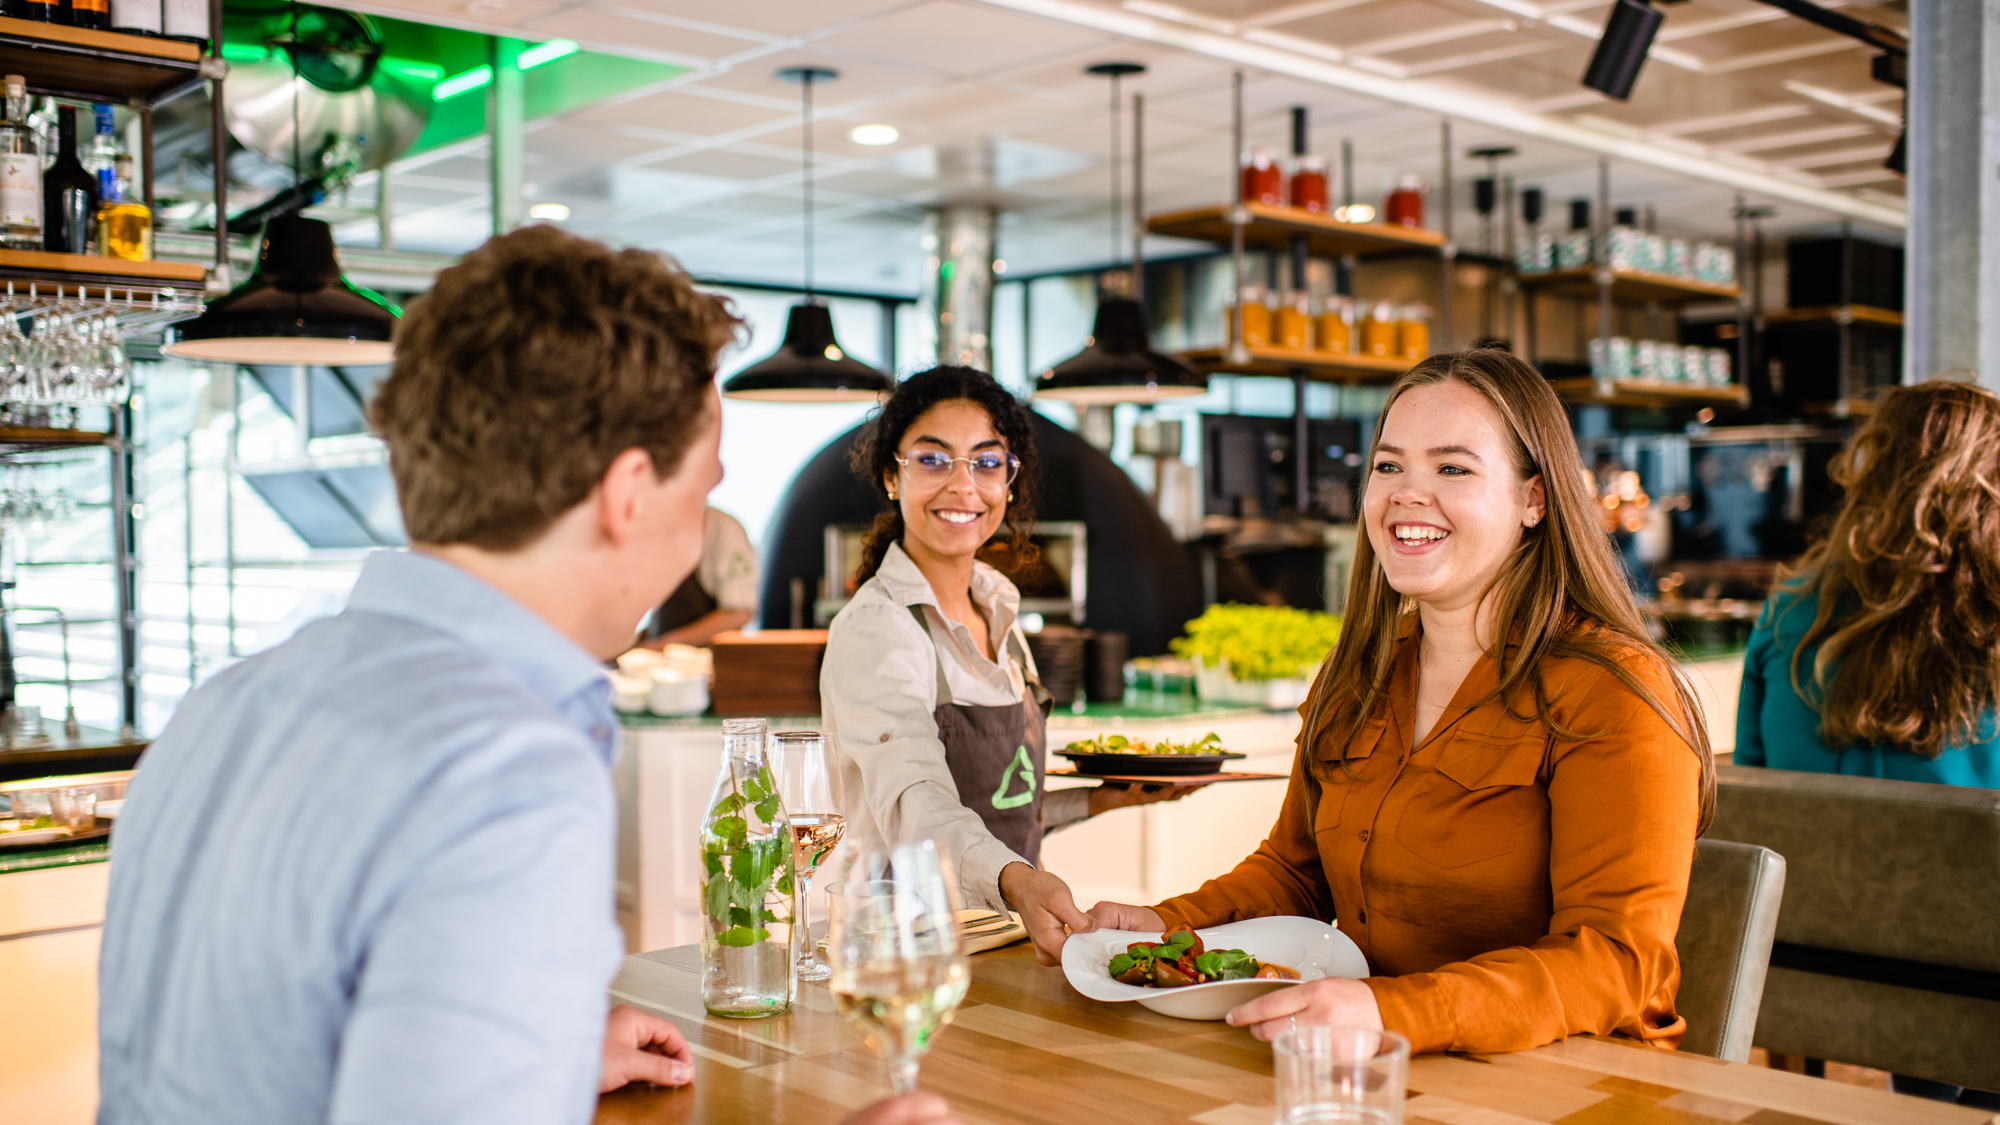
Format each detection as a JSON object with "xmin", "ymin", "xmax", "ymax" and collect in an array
[
  {"xmin": 821, "ymin": 366, "xmax": 1185, "ymax": 965},
  {"xmin": 637, "ymin": 506, "xmax": 758, "ymax": 647}
]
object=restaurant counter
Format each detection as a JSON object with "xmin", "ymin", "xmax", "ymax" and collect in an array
[
  {"xmin": 0, "ymin": 839, "xmax": 113, "ymax": 1125},
  {"xmin": 614, "ymin": 651, "xmax": 1745, "ymax": 955}
]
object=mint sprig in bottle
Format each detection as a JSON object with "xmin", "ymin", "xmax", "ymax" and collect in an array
[{"xmin": 701, "ymin": 718, "xmax": 798, "ymax": 1018}]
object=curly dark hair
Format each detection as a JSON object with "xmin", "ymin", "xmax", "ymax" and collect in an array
[{"xmin": 848, "ymin": 366, "xmax": 1039, "ymax": 585}]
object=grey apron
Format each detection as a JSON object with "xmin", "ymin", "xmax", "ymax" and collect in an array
[{"xmin": 911, "ymin": 606, "xmax": 1053, "ymax": 866}]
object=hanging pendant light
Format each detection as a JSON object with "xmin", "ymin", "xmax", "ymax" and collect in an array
[
  {"xmin": 723, "ymin": 66, "xmax": 892, "ymax": 402},
  {"xmin": 1036, "ymin": 62, "xmax": 1204, "ymax": 405},
  {"xmin": 165, "ymin": 0, "xmax": 398, "ymax": 365}
]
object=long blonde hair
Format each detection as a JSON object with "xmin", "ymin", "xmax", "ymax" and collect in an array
[
  {"xmin": 1299, "ymin": 349, "xmax": 1715, "ymax": 832},
  {"xmin": 1782, "ymin": 379, "xmax": 2000, "ymax": 759}
]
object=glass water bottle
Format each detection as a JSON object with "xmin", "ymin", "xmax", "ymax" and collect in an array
[{"xmin": 700, "ymin": 717, "xmax": 798, "ymax": 1019}]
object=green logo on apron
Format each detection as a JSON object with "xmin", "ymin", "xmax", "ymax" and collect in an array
[{"xmin": 991, "ymin": 744, "xmax": 1038, "ymax": 810}]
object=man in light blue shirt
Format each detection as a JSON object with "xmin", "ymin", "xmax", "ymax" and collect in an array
[{"xmin": 98, "ymin": 226, "xmax": 957, "ymax": 1125}]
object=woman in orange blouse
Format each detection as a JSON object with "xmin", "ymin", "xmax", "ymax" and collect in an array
[{"xmin": 1087, "ymin": 348, "xmax": 1713, "ymax": 1055}]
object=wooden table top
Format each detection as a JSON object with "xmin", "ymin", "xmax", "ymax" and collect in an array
[{"xmin": 597, "ymin": 941, "xmax": 1995, "ymax": 1125}]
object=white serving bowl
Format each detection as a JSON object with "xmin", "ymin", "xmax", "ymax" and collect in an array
[
  {"xmin": 646, "ymin": 669, "xmax": 710, "ymax": 717},
  {"xmin": 1060, "ymin": 916, "xmax": 1367, "ymax": 1021}
]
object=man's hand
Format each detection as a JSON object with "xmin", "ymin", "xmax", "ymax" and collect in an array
[
  {"xmin": 1086, "ymin": 781, "xmax": 1206, "ymax": 817},
  {"xmin": 599, "ymin": 1004, "xmax": 695, "ymax": 1092},
  {"xmin": 1084, "ymin": 901, "xmax": 1165, "ymax": 933},
  {"xmin": 1224, "ymin": 977, "xmax": 1382, "ymax": 1042},
  {"xmin": 840, "ymin": 1093, "xmax": 961, "ymax": 1125},
  {"xmin": 997, "ymin": 862, "xmax": 1094, "ymax": 965}
]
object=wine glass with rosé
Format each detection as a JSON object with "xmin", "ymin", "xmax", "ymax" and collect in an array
[{"xmin": 771, "ymin": 730, "xmax": 845, "ymax": 982}]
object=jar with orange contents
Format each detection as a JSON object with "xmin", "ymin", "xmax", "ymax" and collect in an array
[
  {"xmin": 1385, "ymin": 174, "xmax": 1426, "ymax": 229},
  {"xmin": 1359, "ymin": 301, "xmax": 1398, "ymax": 357},
  {"xmin": 1289, "ymin": 156, "xmax": 1328, "ymax": 213},
  {"xmin": 1314, "ymin": 296, "xmax": 1353, "ymax": 354},
  {"xmin": 1396, "ymin": 304, "xmax": 1431, "ymax": 361},
  {"xmin": 1236, "ymin": 285, "xmax": 1273, "ymax": 347},
  {"xmin": 1239, "ymin": 147, "xmax": 1282, "ymax": 206},
  {"xmin": 1275, "ymin": 291, "xmax": 1311, "ymax": 350}
]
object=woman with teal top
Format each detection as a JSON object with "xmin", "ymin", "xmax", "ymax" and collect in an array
[{"xmin": 1735, "ymin": 378, "xmax": 2000, "ymax": 1107}]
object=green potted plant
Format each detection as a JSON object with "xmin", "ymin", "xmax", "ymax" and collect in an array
[{"xmin": 1170, "ymin": 604, "xmax": 1342, "ymax": 709}]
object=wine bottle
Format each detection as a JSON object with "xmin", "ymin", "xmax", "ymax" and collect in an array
[
  {"xmin": 162, "ymin": 0, "xmax": 208, "ymax": 48},
  {"xmin": 69, "ymin": 0, "xmax": 110, "ymax": 30},
  {"xmin": 96, "ymin": 155, "xmax": 151, "ymax": 261},
  {"xmin": 42, "ymin": 106, "xmax": 94, "ymax": 254},
  {"xmin": 6, "ymin": 0, "xmax": 58, "ymax": 23},
  {"xmin": 109, "ymin": 0, "xmax": 159, "ymax": 34},
  {"xmin": 0, "ymin": 78, "xmax": 43, "ymax": 252}
]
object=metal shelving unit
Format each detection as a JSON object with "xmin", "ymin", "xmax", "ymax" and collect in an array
[
  {"xmin": 0, "ymin": 16, "xmax": 222, "ymax": 738},
  {"xmin": 1520, "ymin": 161, "xmax": 1748, "ymax": 411}
]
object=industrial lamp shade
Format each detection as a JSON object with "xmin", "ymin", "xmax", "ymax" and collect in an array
[
  {"xmin": 164, "ymin": 215, "xmax": 399, "ymax": 365},
  {"xmin": 721, "ymin": 303, "xmax": 892, "ymax": 402},
  {"xmin": 1035, "ymin": 297, "xmax": 1206, "ymax": 405},
  {"xmin": 1580, "ymin": 0, "xmax": 1664, "ymax": 101}
]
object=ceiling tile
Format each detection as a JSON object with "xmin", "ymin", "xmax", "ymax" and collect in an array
[
  {"xmin": 811, "ymin": 0, "xmax": 1116, "ymax": 81},
  {"xmin": 590, "ymin": 0, "xmax": 921, "ymax": 38},
  {"xmin": 517, "ymin": 6, "xmax": 763, "ymax": 62}
]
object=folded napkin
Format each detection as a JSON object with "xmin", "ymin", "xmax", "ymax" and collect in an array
[{"xmin": 957, "ymin": 909, "xmax": 1028, "ymax": 954}]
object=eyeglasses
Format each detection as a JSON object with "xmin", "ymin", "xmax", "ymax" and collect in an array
[{"xmin": 894, "ymin": 450, "xmax": 1020, "ymax": 489}]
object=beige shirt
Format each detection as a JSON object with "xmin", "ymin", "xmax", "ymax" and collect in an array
[
  {"xmin": 696, "ymin": 507, "xmax": 759, "ymax": 614},
  {"xmin": 821, "ymin": 542, "xmax": 1090, "ymax": 912}
]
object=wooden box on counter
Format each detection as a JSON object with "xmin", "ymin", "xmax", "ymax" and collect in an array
[{"xmin": 708, "ymin": 629, "xmax": 828, "ymax": 716}]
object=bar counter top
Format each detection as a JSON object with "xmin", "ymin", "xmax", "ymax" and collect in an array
[{"xmin": 594, "ymin": 939, "xmax": 1991, "ymax": 1125}]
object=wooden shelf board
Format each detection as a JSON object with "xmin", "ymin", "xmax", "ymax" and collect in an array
[
  {"xmin": 1520, "ymin": 266, "xmax": 1740, "ymax": 304},
  {"xmin": 1546, "ymin": 378, "xmax": 1747, "ymax": 410},
  {"xmin": 1765, "ymin": 305, "xmax": 1903, "ymax": 328},
  {"xmin": 1148, "ymin": 203, "xmax": 1446, "ymax": 260},
  {"xmin": 0, "ymin": 250, "xmax": 206, "ymax": 291},
  {"xmin": 0, "ymin": 18, "xmax": 203, "ymax": 103},
  {"xmin": 0, "ymin": 426, "xmax": 109, "ymax": 452},
  {"xmin": 1181, "ymin": 344, "xmax": 1412, "ymax": 382}
]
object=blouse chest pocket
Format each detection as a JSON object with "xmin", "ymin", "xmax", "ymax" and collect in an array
[
  {"xmin": 1312, "ymin": 714, "xmax": 1388, "ymax": 833},
  {"xmin": 1390, "ymin": 733, "xmax": 1548, "ymax": 870}
]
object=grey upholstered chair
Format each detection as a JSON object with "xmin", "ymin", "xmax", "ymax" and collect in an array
[
  {"xmin": 1707, "ymin": 764, "xmax": 2000, "ymax": 1089},
  {"xmin": 1674, "ymin": 837, "xmax": 1787, "ymax": 1061}
]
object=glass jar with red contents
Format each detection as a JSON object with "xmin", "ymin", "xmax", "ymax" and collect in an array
[
  {"xmin": 1385, "ymin": 174, "xmax": 1426, "ymax": 228},
  {"xmin": 1240, "ymin": 147, "xmax": 1283, "ymax": 205},
  {"xmin": 1289, "ymin": 156, "xmax": 1328, "ymax": 213}
]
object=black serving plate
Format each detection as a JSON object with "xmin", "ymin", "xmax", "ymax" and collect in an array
[{"xmin": 1056, "ymin": 750, "xmax": 1247, "ymax": 777}]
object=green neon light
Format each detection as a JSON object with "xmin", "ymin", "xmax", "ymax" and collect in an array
[
  {"xmin": 219, "ymin": 42, "xmax": 269, "ymax": 62},
  {"xmin": 433, "ymin": 65, "xmax": 493, "ymax": 100},
  {"xmin": 381, "ymin": 58, "xmax": 445, "ymax": 81},
  {"xmin": 517, "ymin": 39, "xmax": 578, "ymax": 69}
]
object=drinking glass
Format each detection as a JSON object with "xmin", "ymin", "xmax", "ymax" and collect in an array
[
  {"xmin": 1272, "ymin": 1026, "xmax": 1410, "ymax": 1125},
  {"xmin": 825, "ymin": 840, "xmax": 969, "ymax": 1095},
  {"xmin": 771, "ymin": 730, "xmax": 845, "ymax": 982}
]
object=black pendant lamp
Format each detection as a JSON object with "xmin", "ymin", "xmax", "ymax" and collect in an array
[
  {"xmin": 722, "ymin": 66, "xmax": 891, "ymax": 402},
  {"xmin": 1035, "ymin": 62, "xmax": 1205, "ymax": 405},
  {"xmin": 164, "ymin": 214, "xmax": 398, "ymax": 364},
  {"xmin": 165, "ymin": 0, "xmax": 398, "ymax": 365}
]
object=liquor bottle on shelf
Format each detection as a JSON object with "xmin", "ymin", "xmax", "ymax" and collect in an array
[
  {"xmin": 87, "ymin": 104, "xmax": 118, "ymax": 179},
  {"xmin": 96, "ymin": 154, "xmax": 150, "ymax": 261},
  {"xmin": 5, "ymin": 0, "xmax": 58, "ymax": 22},
  {"xmin": 162, "ymin": 0, "xmax": 209, "ymax": 48},
  {"xmin": 110, "ymin": 0, "xmax": 160, "ymax": 34},
  {"xmin": 68, "ymin": 0, "xmax": 109, "ymax": 30},
  {"xmin": 43, "ymin": 105, "xmax": 96, "ymax": 254},
  {"xmin": 0, "ymin": 77, "xmax": 44, "ymax": 252}
]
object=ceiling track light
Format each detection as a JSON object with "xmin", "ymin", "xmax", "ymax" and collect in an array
[{"xmin": 1580, "ymin": 0, "xmax": 1665, "ymax": 102}]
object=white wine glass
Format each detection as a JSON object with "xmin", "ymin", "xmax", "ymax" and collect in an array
[
  {"xmin": 771, "ymin": 730, "xmax": 845, "ymax": 982},
  {"xmin": 825, "ymin": 839, "xmax": 969, "ymax": 1095}
]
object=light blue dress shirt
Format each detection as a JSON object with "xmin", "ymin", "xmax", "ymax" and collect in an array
[
  {"xmin": 98, "ymin": 550, "xmax": 624, "ymax": 1125},
  {"xmin": 1736, "ymin": 581, "xmax": 2000, "ymax": 787}
]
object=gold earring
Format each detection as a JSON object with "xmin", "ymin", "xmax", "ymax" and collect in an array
[
  {"xmin": 888, "ymin": 490, "xmax": 898, "ymax": 501},
  {"xmin": 1007, "ymin": 491, "xmax": 1015, "ymax": 502}
]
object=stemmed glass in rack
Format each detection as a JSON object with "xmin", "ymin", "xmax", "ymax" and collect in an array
[{"xmin": 770, "ymin": 730, "xmax": 845, "ymax": 982}]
